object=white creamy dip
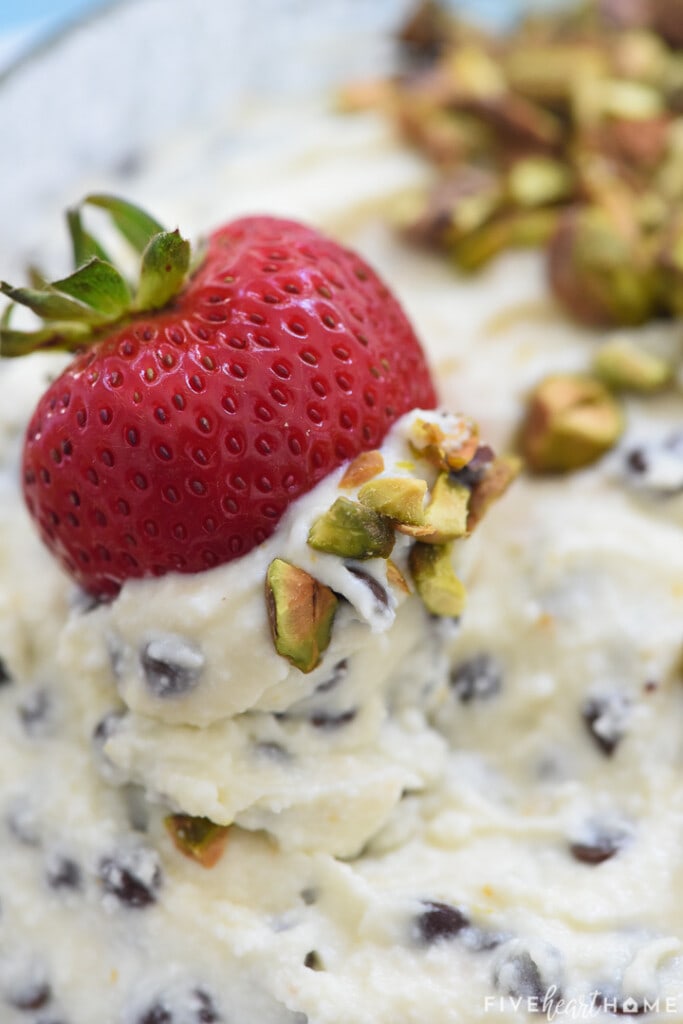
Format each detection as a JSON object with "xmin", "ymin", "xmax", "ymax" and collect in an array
[{"xmin": 1, "ymin": 98, "xmax": 683, "ymax": 1024}]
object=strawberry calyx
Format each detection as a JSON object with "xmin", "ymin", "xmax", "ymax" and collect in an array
[{"xmin": 0, "ymin": 195, "xmax": 191, "ymax": 358}]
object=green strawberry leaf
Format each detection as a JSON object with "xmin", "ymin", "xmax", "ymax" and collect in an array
[
  {"xmin": 52, "ymin": 258, "xmax": 131, "ymax": 320},
  {"xmin": 0, "ymin": 194, "xmax": 200, "ymax": 360},
  {"xmin": 0, "ymin": 320, "xmax": 91, "ymax": 358},
  {"xmin": 67, "ymin": 206, "xmax": 112, "ymax": 266},
  {"xmin": 84, "ymin": 193, "xmax": 165, "ymax": 254},
  {"xmin": 135, "ymin": 230, "xmax": 190, "ymax": 312},
  {"xmin": 1, "ymin": 301, "xmax": 14, "ymax": 329},
  {"xmin": 0, "ymin": 280, "xmax": 105, "ymax": 324}
]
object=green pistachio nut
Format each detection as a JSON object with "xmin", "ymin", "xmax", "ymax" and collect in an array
[
  {"xmin": 593, "ymin": 337, "xmax": 673, "ymax": 393},
  {"xmin": 265, "ymin": 559, "xmax": 338, "ymax": 674},
  {"xmin": 164, "ymin": 814, "xmax": 230, "ymax": 868},
  {"xmin": 520, "ymin": 373, "xmax": 625, "ymax": 474},
  {"xmin": 358, "ymin": 476, "xmax": 428, "ymax": 526},
  {"xmin": 409, "ymin": 542, "xmax": 466, "ymax": 617},
  {"xmin": 548, "ymin": 206, "xmax": 656, "ymax": 327},
  {"xmin": 398, "ymin": 472, "xmax": 470, "ymax": 542},
  {"xmin": 307, "ymin": 497, "xmax": 395, "ymax": 560}
]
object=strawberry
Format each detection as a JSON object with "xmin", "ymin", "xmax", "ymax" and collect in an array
[{"xmin": 1, "ymin": 196, "xmax": 436, "ymax": 597}]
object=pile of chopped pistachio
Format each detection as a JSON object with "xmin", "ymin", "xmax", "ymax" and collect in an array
[
  {"xmin": 341, "ymin": 0, "xmax": 683, "ymax": 328},
  {"xmin": 266, "ymin": 416, "xmax": 518, "ymax": 674}
]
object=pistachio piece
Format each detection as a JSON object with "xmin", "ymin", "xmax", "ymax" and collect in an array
[
  {"xmin": 656, "ymin": 216, "xmax": 683, "ymax": 316},
  {"xmin": 386, "ymin": 559, "xmax": 411, "ymax": 596},
  {"xmin": 164, "ymin": 814, "xmax": 230, "ymax": 869},
  {"xmin": 520, "ymin": 374, "xmax": 625, "ymax": 474},
  {"xmin": 339, "ymin": 449, "xmax": 384, "ymax": 488},
  {"xmin": 459, "ymin": 94, "xmax": 563, "ymax": 151},
  {"xmin": 504, "ymin": 44, "xmax": 608, "ymax": 105},
  {"xmin": 467, "ymin": 455, "xmax": 521, "ymax": 532},
  {"xmin": 450, "ymin": 216, "xmax": 514, "ymax": 272},
  {"xmin": 398, "ymin": 472, "xmax": 470, "ymax": 542},
  {"xmin": 508, "ymin": 209, "xmax": 560, "ymax": 247},
  {"xmin": 547, "ymin": 206, "xmax": 656, "ymax": 327},
  {"xmin": 308, "ymin": 497, "xmax": 395, "ymax": 560},
  {"xmin": 507, "ymin": 157, "xmax": 574, "ymax": 208},
  {"xmin": 358, "ymin": 476, "xmax": 428, "ymax": 526},
  {"xmin": 600, "ymin": 79, "xmax": 664, "ymax": 120},
  {"xmin": 409, "ymin": 542, "xmax": 466, "ymax": 618},
  {"xmin": 594, "ymin": 337, "xmax": 673, "ymax": 392},
  {"xmin": 266, "ymin": 559, "xmax": 338, "ymax": 673},
  {"xmin": 409, "ymin": 415, "xmax": 479, "ymax": 471}
]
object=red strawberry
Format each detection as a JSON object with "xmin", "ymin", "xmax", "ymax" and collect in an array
[{"xmin": 2, "ymin": 197, "xmax": 436, "ymax": 597}]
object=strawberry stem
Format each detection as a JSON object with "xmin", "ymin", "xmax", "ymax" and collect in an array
[{"xmin": 0, "ymin": 195, "xmax": 195, "ymax": 360}]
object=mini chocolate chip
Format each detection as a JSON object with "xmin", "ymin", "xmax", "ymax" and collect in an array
[
  {"xmin": 494, "ymin": 951, "xmax": 545, "ymax": 1000},
  {"xmin": 46, "ymin": 853, "xmax": 82, "ymax": 890},
  {"xmin": 626, "ymin": 449, "xmax": 648, "ymax": 474},
  {"xmin": 0, "ymin": 656, "xmax": 12, "ymax": 686},
  {"xmin": 623, "ymin": 434, "xmax": 683, "ymax": 496},
  {"xmin": 450, "ymin": 654, "xmax": 502, "ymax": 703},
  {"xmin": 191, "ymin": 989, "xmax": 220, "ymax": 1023},
  {"xmin": 6, "ymin": 800, "xmax": 40, "ymax": 846},
  {"xmin": 569, "ymin": 832, "xmax": 623, "ymax": 865},
  {"xmin": 137, "ymin": 1006, "xmax": 170, "ymax": 1024},
  {"xmin": 493, "ymin": 946, "xmax": 563, "ymax": 1007},
  {"xmin": 99, "ymin": 846, "xmax": 162, "ymax": 908},
  {"xmin": 304, "ymin": 951, "xmax": 324, "ymax": 971},
  {"xmin": 347, "ymin": 566, "xmax": 390, "ymax": 609},
  {"xmin": 254, "ymin": 741, "xmax": 291, "ymax": 761},
  {"xmin": 141, "ymin": 636, "xmax": 204, "ymax": 698},
  {"xmin": 316, "ymin": 658, "xmax": 349, "ymax": 694},
  {"xmin": 93, "ymin": 709, "xmax": 125, "ymax": 745},
  {"xmin": 415, "ymin": 900, "xmax": 470, "ymax": 944},
  {"xmin": 582, "ymin": 693, "xmax": 629, "ymax": 756},
  {"xmin": 137, "ymin": 989, "xmax": 220, "ymax": 1024},
  {"xmin": 310, "ymin": 709, "xmax": 357, "ymax": 730},
  {"xmin": 8, "ymin": 980, "xmax": 52, "ymax": 1011},
  {"xmin": 18, "ymin": 688, "xmax": 53, "ymax": 737},
  {"xmin": 300, "ymin": 887, "xmax": 317, "ymax": 905}
]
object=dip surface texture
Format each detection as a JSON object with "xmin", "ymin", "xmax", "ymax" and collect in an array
[{"xmin": 1, "ymin": 103, "xmax": 683, "ymax": 1023}]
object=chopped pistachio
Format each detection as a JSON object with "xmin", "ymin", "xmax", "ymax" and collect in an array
[
  {"xmin": 547, "ymin": 205, "xmax": 656, "ymax": 327},
  {"xmin": 386, "ymin": 559, "xmax": 411, "ymax": 595},
  {"xmin": 443, "ymin": 43, "xmax": 506, "ymax": 100},
  {"xmin": 265, "ymin": 559, "xmax": 338, "ymax": 673},
  {"xmin": 594, "ymin": 337, "xmax": 674, "ymax": 392},
  {"xmin": 308, "ymin": 498, "xmax": 395, "ymax": 560},
  {"xmin": 164, "ymin": 814, "xmax": 230, "ymax": 869},
  {"xmin": 409, "ymin": 542, "xmax": 466, "ymax": 617},
  {"xmin": 450, "ymin": 216, "xmax": 514, "ymax": 272},
  {"xmin": 504, "ymin": 43, "xmax": 608, "ymax": 105},
  {"xmin": 520, "ymin": 373, "xmax": 625, "ymax": 473},
  {"xmin": 339, "ymin": 450, "xmax": 384, "ymax": 488},
  {"xmin": 509, "ymin": 209, "xmax": 560, "ymax": 247},
  {"xmin": 398, "ymin": 472, "xmax": 470, "ymax": 542},
  {"xmin": 408, "ymin": 415, "xmax": 479, "ymax": 471},
  {"xmin": 358, "ymin": 476, "xmax": 428, "ymax": 526},
  {"xmin": 507, "ymin": 157, "xmax": 574, "ymax": 208},
  {"xmin": 601, "ymin": 79, "xmax": 664, "ymax": 120},
  {"xmin": 613, "ymin": 31, "xmax": 668, "ymax": 86},
  {"xmin": 467, "ymin": 455, "xmax": 521, "ymax": 532}
]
